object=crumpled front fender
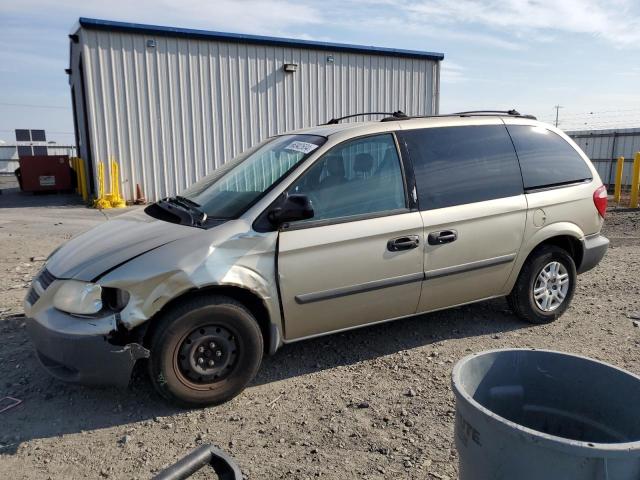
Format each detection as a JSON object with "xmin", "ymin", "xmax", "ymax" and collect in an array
[{"xmin": 97, "ymin": 220, "xmax": 283, "ymax": 350}]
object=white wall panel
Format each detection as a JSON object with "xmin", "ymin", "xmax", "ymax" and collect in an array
[{"xmin": 72, "ymin": 26, "xmax": 440, "ymax": 202}]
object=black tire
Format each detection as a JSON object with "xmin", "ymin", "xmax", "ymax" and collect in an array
[
  {"xmin": 148, "ymin": 295, "xmax": 263, "ymax": 408},
  {"xmin": 507, "ymin": 245, "xmax": 577, "ymax": 324}
]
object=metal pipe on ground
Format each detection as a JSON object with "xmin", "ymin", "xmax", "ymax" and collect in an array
[{"xmin": 153, "ymin": 444, "xmax": 242, "ymax": 480}]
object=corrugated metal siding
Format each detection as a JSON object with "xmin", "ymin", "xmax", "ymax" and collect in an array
[
  {"xmin": 567, "ymin": 128, "xmax": 640, "ymax": 186},
  {"xmin": 74, "ymin": 28, "xmax": 439, "ymax": 202}
]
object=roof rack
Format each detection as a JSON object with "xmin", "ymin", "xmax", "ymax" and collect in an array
[
  {"xmin": 453, "ymin": 109, "xmax": 537, "ymax": 120},
  {"xmin": 402, "ymin": 109, "xmax": 537, "ymax": 121},
  {"xmin": 324, "ymin": 111, "xmax": 408, "ymax": 125},
  {"xmin": 321, "ymin": 109, "xmax": 537, "ymax": 126}
]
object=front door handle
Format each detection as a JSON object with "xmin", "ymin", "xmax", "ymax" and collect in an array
[
  {"xmin": 428, "ymin": 230, "xmax": 458, "ymax": 245},
  {"xmin": 387, "ymin": 235, "xmax": 420, "ymax": 252}
]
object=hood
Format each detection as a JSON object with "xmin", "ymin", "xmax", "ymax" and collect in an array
[{"xmin": 46, "ymin": 209, "xmax": 202, "ymax": 281}]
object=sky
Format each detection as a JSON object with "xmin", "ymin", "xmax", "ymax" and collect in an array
[{"xmin": 1, "ymin": 0, "xmax": 640, "ymax": 144}]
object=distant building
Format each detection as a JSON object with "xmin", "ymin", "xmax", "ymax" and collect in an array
[
  {"xmin": 68, "ymin": 18, "xmax": 444, "ymax": 202},
  {"xmin": 0, "ymin": 145, "xmax": 77, "ymax": 174},
  {"xmin": 567, "ymin": 128, "xmax": 640, "ymax": 186}
]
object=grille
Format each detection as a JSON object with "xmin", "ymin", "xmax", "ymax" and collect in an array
[
  {"xmin": 26, "ymin": 288, "xmax": 40, "ymax": 305},
  {"xmin": 27, "ymin": 268, "xmax": 57, "ymax": 306},
  {"xmin": 37, "ymin": 268, "xmax": 56, "ymax": 290}
]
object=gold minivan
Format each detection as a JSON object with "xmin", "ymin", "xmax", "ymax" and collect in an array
[{"xmin": 25, "ymin": 111, "xmax": 609, "ymax": 406}]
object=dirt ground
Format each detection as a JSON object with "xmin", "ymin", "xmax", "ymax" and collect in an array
[{"xmin": 1, "ymin": 177, "xmax": 639, "ymax": 479}]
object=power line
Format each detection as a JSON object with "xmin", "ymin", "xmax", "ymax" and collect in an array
[
  {"xmin": 559, "ymin": 124, "xmax": 640, "ymax": 131},
  {"xmin": 557, "ymin": 107, "xmax": 640, "ymax": 116},
  {"xmin": 553, "ymin": 115, "xmax": 640, "ymax": 123},
  {"xmin": 541, "ymin": 111, "xmax": 640, "ymax": 121},
  {"xmin": 538, "ymin": 111, "xmax": 640, "ymax": 127},
  {"xmin": 542, "ymin": 107, "xmax": 640, "ymax": 117},
  {"xmin": 560, "ymin": 119, "xmax": 640, "ymax": 125},
  {"xmin": 539, "ymin": 108, "xmax": 640, "ymax": 121},
  {"xmin": 540, "ymin": 119, "xmax": 640, "ymax": 127}
]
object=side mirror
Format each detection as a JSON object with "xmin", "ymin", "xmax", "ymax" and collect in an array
[{"xmin": 268, "ymin": 194, "xmax": 314, "ymax": 226}]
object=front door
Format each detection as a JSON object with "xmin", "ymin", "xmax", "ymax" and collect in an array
[{"xmin": 277, "ymin": 133, "xmax": 424, "ymax": 340}]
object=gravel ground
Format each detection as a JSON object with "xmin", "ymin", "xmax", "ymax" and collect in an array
[{"xmin": 1, "ymin": 180, "xmax": 639, "ymax": 479}]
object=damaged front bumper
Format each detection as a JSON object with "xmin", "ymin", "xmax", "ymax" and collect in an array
[{"xmin": 25, "ymin": 309, "xmax": 149, "ymax": 387}]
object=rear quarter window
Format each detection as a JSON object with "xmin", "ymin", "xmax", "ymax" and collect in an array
[
  {"xmin": 399, "ymin": 125, "xmax": 523, "ymax": 210},
  {"xmin": 507, "ymin": 125, "xmax": 592, "ymax": 190}
]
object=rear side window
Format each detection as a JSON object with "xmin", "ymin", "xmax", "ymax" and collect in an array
[
  {"xmin": 399, "ymin": 125, "xmax": 523, "ymax": 210},
  {"xmin": 507, "ymin": 125, "xmax": 592, "ymax": 190}
]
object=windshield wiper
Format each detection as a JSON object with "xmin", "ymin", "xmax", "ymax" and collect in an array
[
  {"xmin": 157, "ymin": 197, "xmax": 208, "ymax": 227},
  {"xmin": 174, "ymin": 195, "xmax": 201, "ymax": 208}
]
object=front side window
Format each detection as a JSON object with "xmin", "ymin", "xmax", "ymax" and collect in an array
[
  {"xmin": 399, "ymin": 125, "xmax": 523, "ymax": 210},
  {"xmin": 507, "ymin": 125, "xmax": 593, "ymax": 190},
  {"xmin": 180, "ymin": 134, "xmax": 326, "ymax": 218},
  {"xmin": 289, "ymin": 134, "xmax": 406, "ymax": 222}
]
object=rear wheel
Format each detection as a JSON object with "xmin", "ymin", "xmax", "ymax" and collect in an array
[
  {"xmin": 508, "ymin": 245, "xmax": 576, "ymax": 324},
  {"xmin": 148, "ymin": 295, "xmax": 263, "ymax": 407}
]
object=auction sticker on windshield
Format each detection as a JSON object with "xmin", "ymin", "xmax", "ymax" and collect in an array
[{"xmin": 285, "ymin": 141, "xmax": 319, "ymax": 154}]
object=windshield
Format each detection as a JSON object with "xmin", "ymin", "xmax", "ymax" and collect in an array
[{"xmin": 180, "ymin": 134, "xmax": 326, "ymax": 219}]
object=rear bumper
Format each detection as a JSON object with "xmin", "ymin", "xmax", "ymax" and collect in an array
[
  {"xmin": 26, "ymin": 314, "xmax": 149, "ymax": 387},
  {"xmin": 578, "ymin": 233, "xmax": 609, "ymax": 274}
]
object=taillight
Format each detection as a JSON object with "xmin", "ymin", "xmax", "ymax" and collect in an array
[{"xmin": 593, "ymin": 185, "xmax": 607, "ymax": 218}]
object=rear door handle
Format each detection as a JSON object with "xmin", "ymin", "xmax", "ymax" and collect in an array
[
  {"xmin": 428, "ymin": 230, "xmax": 458, "ymax": 245},
  {"xmin": 387, "ymin": 235, "xmax": 420, "ymax": 251}
]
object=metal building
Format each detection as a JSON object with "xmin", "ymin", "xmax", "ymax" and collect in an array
[
  {"xmin": 68, "ymin": 17, "xmax": 444, "ymax": 203},
  {"xmin": 567, "ymin": 128, "xmax": 640, "ymax": 186}
]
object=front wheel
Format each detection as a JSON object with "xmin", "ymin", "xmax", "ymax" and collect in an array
[
  {"xmin": 148, "ymin": 295, "xmax": 263, "ymax": 408},
  {"xmin": 508, "ymin": 245, "xmax": 577, "ymax": 324}
]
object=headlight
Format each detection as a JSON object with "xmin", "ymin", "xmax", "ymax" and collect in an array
[{"xmin": 53, "ymin": 280, "xmax": 103, "ymax": 315}]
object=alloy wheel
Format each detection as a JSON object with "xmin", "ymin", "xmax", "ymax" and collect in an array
[{"xmin": 533, "ymin": 261, "xmax": 570, "ymax": 312}]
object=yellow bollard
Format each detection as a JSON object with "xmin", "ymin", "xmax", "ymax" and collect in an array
[
  {"xmin": 631, "ymin": 152, "xmax": 640, "ymax": 209},
  {"xmin": 614, "ymin": 156, "xmax": 624, "ymax": 204},
  {"xmin": 93, "ymin": 161, "xmax": 112, "ymax": 209},
  {"xmin": 106, "ymin": 158, "xmax": 126, "ymax": 208}
]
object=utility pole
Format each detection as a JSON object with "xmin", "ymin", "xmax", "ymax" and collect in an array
[{"xmin": 554, "ymin": 105, "xmax": 563, "ymax": 127}]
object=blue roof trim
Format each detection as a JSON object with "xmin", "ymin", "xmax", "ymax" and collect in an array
[{"xmin": 78, "ymin": 18, "xmax": 444, "ymax": 61}]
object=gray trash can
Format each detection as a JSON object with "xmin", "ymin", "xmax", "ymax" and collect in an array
[{"xmin": 452, "ymin": 349, "xmax": 640, "ymax": 480}]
